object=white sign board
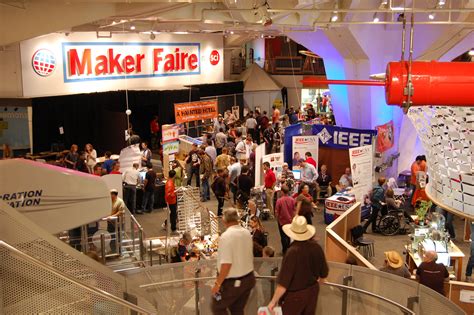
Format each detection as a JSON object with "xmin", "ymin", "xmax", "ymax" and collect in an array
[
  {"xmin": 349, "ymin": 145, "xmax": 373, "ymax": 201},
  {"xmin": 20, "ymin": 33, "xmax": 224, "ymax": 97},
  {"xmin": 292, "ymin": 135, "xmax": 319, "ymax": 168},
  {"xmin": 460, "ymin": 290, "xmax": 474, "ymax": 303},
  {"xmin": 262, "ymin": 153, "xmax": 285, "ymax": 179}
]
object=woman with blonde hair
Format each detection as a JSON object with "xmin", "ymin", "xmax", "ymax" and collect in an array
[{"xmin": 84, "ymin": 143, "xmax": 97, "ymax": 174}]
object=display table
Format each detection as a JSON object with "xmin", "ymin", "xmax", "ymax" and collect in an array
[
  {"xmin": 405, "ymin": 241, "xmax": 465, "ymax": 281},
  {"xmin": 135, "ymin": 183, "xmax": 166, "ymax": 210},
  {"xmin": 178, "ymin": 135, "xmax": 203, "ymax": 156}
]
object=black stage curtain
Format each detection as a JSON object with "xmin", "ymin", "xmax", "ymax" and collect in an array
[{"xmin": 32, "ymin": 82, "xmax": 243, "ymax": 155}]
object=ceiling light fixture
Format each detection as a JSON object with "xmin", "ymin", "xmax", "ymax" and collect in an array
[
  {"xmin": 130, "ymin": 25, "xmax": 136, "ymax": 30},
  {"xmin": 468, "ymin": 49, "xmax": 474, "ymax": 56},
  {"xmin": 230, "ymin": 30, "xmax": 234, "ymax": 35},
  {"xmin": 373, "ymin": 13, "xmax": 380, "ymax": 22},
  {"xmin": 331, "ymin": 12, "xmax": 338, "ymax": 22},
  {"xmin": 257, "ymin": 5, "xmax": 273, "ymax": 26},
  {"xmin": 438, "ymin": 0, "xmax": 446, "ymax": 6},
  {"xmin": 381, "ymin": 0, "xmax": 388, "ymax": 5},
  {"xmin": 428, "ymin": 12, "xmax": 436, "ymax": 20},
  {"xmin": 150, "ymin": 32, "xmax": 155, "ymax": 40}
]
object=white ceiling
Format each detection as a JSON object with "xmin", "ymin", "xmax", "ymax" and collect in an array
[{"xmin": 1, "ymin": 0, "xmax": 473, "ymax": 46}]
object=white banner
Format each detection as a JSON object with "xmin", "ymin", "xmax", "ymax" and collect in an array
[
  {"xmin": 349, "ymin": 145, "xmax": 373, "ymax": 201},
  {"xmin": 0, "ymin": 159, "xmax": 111, "ymax": 233},
  {"xmin": 262, "ymin": 153, "xmax": 285, "ymax": 179},
  {"xmin": 292, "ymin": 135, "xmax": 319, "ymax": 168},
  {"xmin": 20, "ymin": 33, "xmax": 223, "ymax": 97}
]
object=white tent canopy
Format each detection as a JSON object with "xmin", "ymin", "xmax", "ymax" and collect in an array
[
  {"xmin": 240, "ymin": 64, "xmax": 283, "ymax": 114},
  {"xmin": 240, "ymin": 63, "xmax": 282, "ymax": 92}
]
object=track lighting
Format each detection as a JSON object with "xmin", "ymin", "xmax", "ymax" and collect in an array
[
  {"xmin": 331, "ymin": 12, "xmax": 338, "ymax": 22},
  {"xmin": 130, "ymin": 25, "xmax": 136, "ymax": 30},
  {"xmin": 373, "ymin": 13, "xmax": 380, "ymax": 23},
  {"xmin": 428, "ymin": 12, "xmax": 436, "ymax": 20},
  {"xmin": 468, "ymin": 49, "xmax": 474, "ymax": 56}
]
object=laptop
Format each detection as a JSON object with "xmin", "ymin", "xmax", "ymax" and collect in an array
[{"xmin": 292, "ymin": 170, "xmax": 301, "ymax": 180}]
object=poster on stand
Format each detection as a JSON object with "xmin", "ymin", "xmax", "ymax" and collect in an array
[
  {"xmin": 292, "ymin": 135, "xmax": 319, "ymax": 169},
  {"xmin": 376, "ymin": 120, "xmax": 394, "ymax": 153},
  {"xmin": 162, "ymin": 124, "xmax": 180, "ymax": 143},
  {"xmin": 349, "ymin": 145, "xmax": 373, "ymax": 201},
  {"xmin": 262, "ymin": 153, "xmax": 285, "ymax": 179},
  {"xmin": 163, "ymin": 141, "xmax": 180, "ymax": 155}
]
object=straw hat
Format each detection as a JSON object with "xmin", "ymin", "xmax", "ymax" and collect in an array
[
  {"xmin": 283, "ymin": 216, "xmax": 315, "ymax": 241},
  {"xmin": 384, "ymin": 251, "xmax": 403, "ymax": 269}
]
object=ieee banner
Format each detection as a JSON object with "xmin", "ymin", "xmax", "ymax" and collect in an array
[{"xmin": 312, "ymin": 125, "xmax": 377, "ymax": 149}]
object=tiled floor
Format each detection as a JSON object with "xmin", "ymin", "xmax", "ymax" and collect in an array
[{"xmin": 135, "ymin": 192, "xmax": 471, "ymax": 276}]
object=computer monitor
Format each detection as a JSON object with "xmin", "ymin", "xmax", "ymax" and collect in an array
[
  {"xmin": 292, "ymin": 170, "xmax": 301, "ymax": 180},
  {"xmin": 436, "ymin": 253, "xmax": 450, "ymax": 267}
]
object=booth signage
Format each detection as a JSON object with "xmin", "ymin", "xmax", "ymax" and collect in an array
[
  {"xmin": 162, "ymin": 124, "xmax": 180, "ymax": 143},
  {"xmin": 20, "ymin": 33, "xmax": 224, "ymax": 97},
  {"xmin": 174, "ymin": 100, "xmax": 218, "ymax": 124},
  {"xmin": 376, "ymin": 120, "xmax": 395, "ymax": 153},
  {"xmin": 349, "ymin": 145, "xmax": 374, "ymax": 201},
  {"xmin": 312, "ymin": 125, "xmax": 377, "ymax": 149},
  {"xmin": 63, "ymin": 42, "xmax": 200, "ymax": 82}
]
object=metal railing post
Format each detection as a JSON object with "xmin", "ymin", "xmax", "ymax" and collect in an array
[
  {"xmin": 131, "ymin": 218, "xmax": 135, "ymax": 254},
  {"xmin": 341, "ymin": 276, "xmax": 353, "ymax": 315},
  {"xmin": 81, "ymin": 225, "xmax": 88, "ymax": 253},
  {"xmin": 149, "ymin": 240, "xmax": 153, "ymax": 266},
  {"xmin": 100, "ymin": 233, "xmax": 106, "ymax": 264},
  {"xmin": 138, "ymin": 229, "xmax": 144, "ymax": 262},
  {"xmin": 406, "ymin": 296, "xmax": 419, "ymax": 315},
  {"xmin": 195, "ymin": 267, "xmax": 201, "ymax": 315},
  {"xmin": 270, "ymin": 267, "xmax": 278, "ymax": 297},
  {"xmin": 114, "ymin": 218, "xmax": 120, "ymax": 255}
]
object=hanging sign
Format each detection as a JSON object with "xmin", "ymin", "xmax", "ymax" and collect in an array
[
  {"xmin": 312, "ymin": 125, "xmax": 377, "ymax": 150},
  {"xmin": 376, "ymin": 120, "xmax": 395, "ymax": 153},
  {"xmin": 174, "ymin": 100, "xmax": 218, "ymax": 124}
]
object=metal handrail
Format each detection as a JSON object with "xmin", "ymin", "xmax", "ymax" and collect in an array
[
  {"xmin": 138, "ymin": 275, "xmax": 414, "ymax": 315},
  {"xmin": 0, "ymin": 240, "xmax": 154, "ymax": 315}
]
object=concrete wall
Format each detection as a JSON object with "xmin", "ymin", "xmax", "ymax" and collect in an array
[{"xmin": 0, "ymin": 44, "xmax": 23, "ymax": 98}]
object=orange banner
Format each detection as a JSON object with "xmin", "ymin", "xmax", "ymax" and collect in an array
[{"xmin": 174, "ymin": 100, "xmax": 218, "ymax": 124}]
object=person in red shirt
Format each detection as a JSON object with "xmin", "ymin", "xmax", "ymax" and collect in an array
[
  {"xmin": 150, "ymin": 115, "xmax": 160, "ymax": 150},
  {"xmin": 109, "ymin": 161, "xmax": 122, "ymax": 174},
  {"xmin": 275, "ymin": 185, "xmax": 296, "ymax": 253},
  {"xmin": 263, "ymin": 162, "xmax": 277, "ymax": 214},
  {"xmin": 165, "ymin": 170, "xmax": 178, "ymax": 232},
  {"xmin": 305, "ymin": 152, "xmax": 317, "ymax": 169},
  {"xmin": 410, "ymin": 156, "xmax": 422, "ymax": 204}
]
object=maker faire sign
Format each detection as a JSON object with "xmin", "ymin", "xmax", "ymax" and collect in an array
[{"xmin": 20, "ymin": 33, "xmax": 224, "ymax": 97}]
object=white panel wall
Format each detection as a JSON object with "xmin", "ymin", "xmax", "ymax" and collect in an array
[{"xmin": 0, "ymin": 44, "xmax": 23, "ymax": 97}]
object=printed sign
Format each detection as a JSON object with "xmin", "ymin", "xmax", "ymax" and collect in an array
[
  {"xmin": 292, "ymin": 135, "xmax": 319, "ymax": 169},
  {"xmin": 20, "ymin": 33, "xmax": 224, "ymax": 97},
  {"xmin": 162, "ymin": 124, "xmax": 180, "ymax": 143},
  {"xmin": 262, "ymin": 153, "xmax": 285, "ymax": 179},
  {"xmin": 163, "ymin": 141, "xmax": 180, "ymax": 155},
  {"xmin": 174, "ymin": 100, "xmax": 218, "ymax": 124},
  {"xmin": 349, "ymin": 145, "xmax": 374, "ymax": 201},
  {"xmin": 376, "ymin": 120, "xmax": 395, "ymax": 153},
  {"xmin": 0, "ymin": 107, "xmax": 30, "ymax": 150},
  {"xmin": 312, "ymin": 125, "xmax": 377, "ymax": 150}
]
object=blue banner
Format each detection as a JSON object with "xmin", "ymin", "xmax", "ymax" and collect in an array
[
  {"xmin": 0, "ymin": 107, "xmax": 30, "ymax": 150},
  {"xmin": 284, "ymin": 123, "xmax": 377, "ymax": 168},
  {"xmin": 311, "ymin": 125, "xmax": 377, "ymax": 150}
]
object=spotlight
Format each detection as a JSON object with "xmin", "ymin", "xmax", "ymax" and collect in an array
[
  {"xmin": 373, "ymin": 13, "xmax": 380, "ymax": 22},
  {"xmin": 438, "ymin": 0, "xmax": 446, "ymax": 5},
  {"xmin": 130, "ymin": 25, "xmax": 136, "ymax": 30},
  {"xmin": 257, "ymin": 5, "xmax": 273, "ymax": 26},
  {"xmin": 428, "ymin": 12, "xmax": 436, "ymax": 20},
  {"xmin": 381, "ymin": 0, "xmax": 388, "ymax": 5},
  {"xmin": 397, "ymin": 13, "xmax": 405, "ymax": 22},
  {"xmin": 150, "ymin": 32, "xmax": 156, "ymax": 40},
  {"xmin": 260, "ymin": 34, "xmax": 265, "ymax": 39},
  {"xmin": 468, "ymin": 49, "xmax": 474, "ymax": 56},
  {"xmin": 230, "ymin": 30, "xmax": 234, "ymax": 35},
  {"xmin": 331, "ymin": 12, "xmax": 338, "ymax": 22}
]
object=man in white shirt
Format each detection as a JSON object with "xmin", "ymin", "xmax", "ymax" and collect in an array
[
  {"xmin": 244, "ymin": 137, "xmax": 253, "ymax": 160},
  {"xmin": 211, "ymin": 208, "xmax": 255, "ymax": 315},
  {"xmin": 122, "ymin": 163, "xmax": 140, "ymax": 214},
  {"xmin": 301, "ymin": 160, "xmax": 319, "ymax": 198},
  {"xmin": 228, "ymin": 157, "xmax": 242, "ymax": 205},
  {"xmin": 235, "ymin": 136, "xmax": 246, "ymax": 160},
  {"xmin": 245, "ymin": 112, "xmax": 258, "ymax": 143}
]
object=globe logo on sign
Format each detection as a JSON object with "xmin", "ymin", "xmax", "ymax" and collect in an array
[{"xmin": 31, "ymin": 49, "xmax": 56, "ymax": 77}]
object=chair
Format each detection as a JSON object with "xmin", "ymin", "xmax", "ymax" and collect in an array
[{"xmin": 350, "ymin": 225, "xmax": 375, "ymax": 259}]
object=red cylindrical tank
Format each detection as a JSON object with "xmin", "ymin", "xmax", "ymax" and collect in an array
[{"xmin": 385, "ymin": 61, "xmax": 474, "ymax": 106}]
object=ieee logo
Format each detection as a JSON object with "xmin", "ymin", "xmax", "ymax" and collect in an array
[{"xmin": 32, "ymin": 49, "xmax": 56, "ymax": 77}]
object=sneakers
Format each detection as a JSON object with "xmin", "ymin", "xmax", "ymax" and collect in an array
[{"xmin": 466, "ymin": 276, "xmax": 472, "ymax": 283}]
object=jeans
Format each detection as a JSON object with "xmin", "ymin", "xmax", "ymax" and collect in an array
[
  {"xmin": 363, "ymin": 206, "xmax": 385, "ymax": 232},
  {"xmin": 107, "ymin": 220, "xmax": 121, "ymax": 254},
  {"xmin": 142, "ymin": 190, "xmax": 154, "ymax": 212},
  {"xmin": 187, "ymin": 167, "xmax": 200, "ymax": 187},
  {"xmin": 201, "ymin": 177, "xmax": 210, "ymax": 200},
  {"xmin": 169, "ymin": 203, "xmax": 177, "ymax": 232},
  {"xmin": 466, "ymin": 223, "xmax": 474, "ymax": 277},
  {"xmin": 278, "ymin": 223, "xmax": 290, "ymax": 254},
  {"xmin": 123, "ymin": 185, "xmax": 137, "ymax": 213},
  {"xmin": 217, "ymin": 196, "xmax": 225, "ymax": 216}
]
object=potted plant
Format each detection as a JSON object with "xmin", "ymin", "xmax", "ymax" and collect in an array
[{"xmin": 415, "ymin": 200, "xmax": 432, "ymax": 226}]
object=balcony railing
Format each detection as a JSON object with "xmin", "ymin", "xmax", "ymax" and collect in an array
[{"xmin": 231, "ymin": 57, "xmax": 326, "ymax": 75}]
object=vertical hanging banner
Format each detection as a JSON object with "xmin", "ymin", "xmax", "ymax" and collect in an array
[
  {"xmin": 174, "ymin": 100, "xmax": 218, "ymax": 124},
  {"xmin": 0, "ymin": 107, "xmax": 30, "ymax": 149},
  {"xmin": 349, "ymin": 145, "xmax": 373, "ymax": 201},
  {"xmin": 376, "ymin": 120, "xmax": 395, "ymax": 153},
  {"xmin": 291, "ymin": 135, "xmax": 319, "ymax": 168}
]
